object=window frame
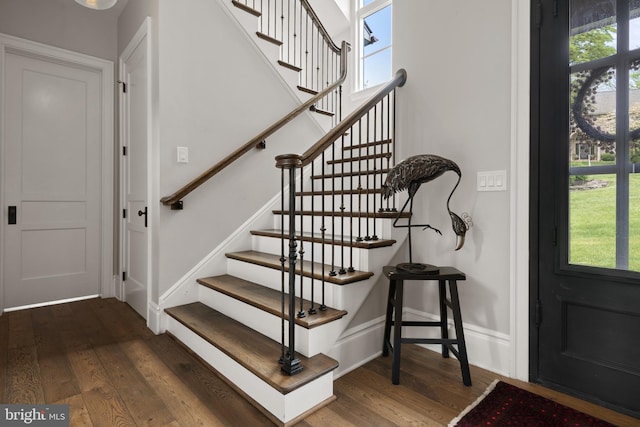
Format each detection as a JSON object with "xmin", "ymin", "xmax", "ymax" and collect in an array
[{"xmin": 354, "ymin": 0, "xmax": 393, "ymax": 92}]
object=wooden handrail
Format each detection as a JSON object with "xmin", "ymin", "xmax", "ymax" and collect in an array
[
  {"xmin": 299, "ymin": 0, "xmax": 341, "ymax": 54},
  {"xmin": 299, "ymin": 69, "xmax": 407, "ymax": 166},
  {"xmin": 160, "ymin": 41, "xmax": 350, "ymax": 209}
]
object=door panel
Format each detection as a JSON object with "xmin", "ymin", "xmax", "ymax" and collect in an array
[
  {"xmin": 3, "ymin": 52, "xmax": 101, "ymax": 309},
  {"xmin": 533, "ymin": 0, "xmax": 640, "ymax": 417},
  {"xmin": 121, "ymin": 26, "xmax": 149, "ymax": 319}
]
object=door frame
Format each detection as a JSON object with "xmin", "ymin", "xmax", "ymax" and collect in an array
[
  {"xmin": 0, "ymin": 33, "xmax": 114, "ymax": 313},
  {"xmin": 118, "ymin": 18, "xmax": 153, "ymax": 321}
]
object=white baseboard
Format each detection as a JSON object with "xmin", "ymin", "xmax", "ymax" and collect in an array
[{"xmin": 330, "ymin": 309, "xmax": 511, "ymax": 380}]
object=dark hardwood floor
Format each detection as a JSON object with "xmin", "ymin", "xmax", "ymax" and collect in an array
[{"xmin": 0, "ymin": 298, "xmax": 636, "ymax": 426}]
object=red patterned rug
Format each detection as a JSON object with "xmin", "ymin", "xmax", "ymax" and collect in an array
[{"xmin": 449, "ymin": 380, "xmax": 616, "ymax": 426}]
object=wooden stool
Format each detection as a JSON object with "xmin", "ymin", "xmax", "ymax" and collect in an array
[{"xmin": 382, "ymin": 265, "xmax": 472, "ymax": 386}]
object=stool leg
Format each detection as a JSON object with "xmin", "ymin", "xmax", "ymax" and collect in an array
[
  {"xmin": 449, "ymin": 280, "xmax": 472, "ymax": 386},
  {"xmin": 438, "ymin": 280, "xmax": 449, "ymax": 358},
  {"xmin": 391, "ymin": 280, "xmax": 404, "ymax": 385},
  {"xmin": 382, "ymin": 279, "xmax": 397, "ymax": 357}
]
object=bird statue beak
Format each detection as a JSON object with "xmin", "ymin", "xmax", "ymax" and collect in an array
[{"xmin": 455, "ymin": 234, "xmax": 465, "ymax": 251}]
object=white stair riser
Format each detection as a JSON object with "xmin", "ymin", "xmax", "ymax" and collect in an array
[
  {"xmin": 166, "ymin": 316, "xmax": 334, "ymax": 424},
  {"xmin": 198, "ymin": 285, "xmax": 344, "ymax": 357},
  {"xmin": 274, "ymin": 214, "xmax": 395, "ymax": 240},
  {"xmin": 226, "ymin": 258, "xmax": 346, "ymax": 309},
  {"xmin": 252, "ymin": 234, "xmax": 370, "ymax": 271}
]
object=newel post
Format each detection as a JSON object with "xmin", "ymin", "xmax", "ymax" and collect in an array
[{"xmin": 275, "ymin": 154, "xmax": 304, "ymax": 375}]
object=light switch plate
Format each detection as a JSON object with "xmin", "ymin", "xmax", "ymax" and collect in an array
[
  {"xmin": 177, "ymin": 146, "xmax": 189, "ymax": 163},
  {"xmin": 477, "ymin": 170, "xmax": 507, "ymax": 192}
]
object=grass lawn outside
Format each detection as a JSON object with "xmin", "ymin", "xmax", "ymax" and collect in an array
[{"xmin": 569, "ymin": 170, "xmax": 640, "ymax": 271}]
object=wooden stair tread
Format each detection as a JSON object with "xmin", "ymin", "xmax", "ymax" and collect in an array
[
  {"xmin": 278, "ymin": 60, "xmax": 302, "ymax": 72},
  {"xmin": 165, "ymin": 302, "xmax": 338, "ymax": 394},
  {"xmin": 197, "ymin": 274, "xmax": 347, "ymax": 328},
  {"xmin": 297, "ymin": 85, "xmax": 318, "ymax": 95},
  {"xmin": 327, "ymin": 153, "xmax": 391, "ymax": 164},
  {"xmin": 295, "ymin": 188, "xmax": 383, "ymax": 196},
  {"xmin": 343, "ymin": 139, "xmax": 392, "ymax": 151},
  {"xmin": 231, "ymin": 0, "xmax": 261, "ymax": 17},
  {"xmin": 251, "ymin": 229, "xmax": 397, "ymax": 249},
  {"xmin": 311, "ymin": 169, "xmax": 390, "ymax": 179},
  {"xmin": 310, "ymin": 105, "xmax": 335, "ymax": 117},
  {"xmin": 256, "ymin": 32, "xmax": 282, "ymax": 46},
  {"xmin": 272, "ymin": 209, "xmax": 408, "ymax": 219},
  {"xmin": 226, "ymin": 250, "xmax": 374, "ymax": 284}
]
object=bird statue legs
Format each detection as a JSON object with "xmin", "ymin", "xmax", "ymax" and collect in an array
[{"xmin": 392, "ymin": 192, "xmax": 441, "ymax": 273}]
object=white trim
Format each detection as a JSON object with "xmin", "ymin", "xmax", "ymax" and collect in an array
[
  {"xmin": 3, "ymin": 294, "xmax": 100, "ymax": 313},
  {"xmin": 510, "ymin": 2, "xmax": 530, "ymax": 381},
  {"xmin": 119, "ymin": 17, "xmax": 153, "ymax": 322},
  {"xmin": 0, "ymin": 33, "xmax": 114, "ymax": 313}
]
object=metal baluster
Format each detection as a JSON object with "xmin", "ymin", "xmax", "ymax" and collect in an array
[
  {"xmin": 392, "ymin": 89, "xmax": 397, "ymax": 212},
  {"xmin": 279, "ymin": 168, "xmax": 286, "ymax": 364},
  {"xmin": 356, "ymin": 119, "xmax": 364, "ymax": 242},
  {"xmin": 364, "ymin": 111, "xmax": 371, "ymax": 241},
  {"xmin": 320, "ymin": 150, "xmax": 327, "ymax": 310},
  {"xmin": 329, "ymin": 135, "xmax": 337, "ymax": 277},
  {"xmin": 276, "ymin": 155, "xmax": 303, "ymax": 375},
  {"xmin": 309, "ymin": 160, "xmax": 317, "ymax": 315},
  {"xmin": 348, "ymin": 124, "xmax": 355, "ymax": 273},
  {"xmin": 298, "ymin": 164, "xmax": 305, "ymax": 318},
  {"xmin": 371, "ymin": 103, "xmax": 378, "ymax": 240}
]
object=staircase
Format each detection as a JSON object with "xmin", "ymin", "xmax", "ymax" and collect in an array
[{"xmin": 161, "ymin": 1, "xmax": 408, "ymax": 425}]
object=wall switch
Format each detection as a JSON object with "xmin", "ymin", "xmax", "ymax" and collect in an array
[
  {"xmin": 477, "ymin": 170, "xmax": 507, "ymax": 192},
  {"xmin": 177, "ymin": 146, "xmax": 189, "ymax": 163}
]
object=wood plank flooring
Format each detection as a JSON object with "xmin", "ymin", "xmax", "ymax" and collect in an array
[{"xmin": 1, "ymin": 298, "xmax": 637, "ymax": 426}]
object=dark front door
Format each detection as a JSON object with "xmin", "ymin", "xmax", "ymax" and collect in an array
[{"xmin": 532, "ymin": 0, "xmax": 640, "ymax": 417}]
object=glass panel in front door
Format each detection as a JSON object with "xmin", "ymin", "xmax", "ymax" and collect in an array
[{"xmin": 569, "ymin": 0, "xmax": 640, "ymax": 271}]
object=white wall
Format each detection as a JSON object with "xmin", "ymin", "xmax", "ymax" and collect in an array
[
  {"xmin": 0, "ymin": 0, "xmax": 121, "ymax": 61},
  {"xmin": 151, "ymin": 0, "xmax": 327, "ymax": 300},
  {"xmin": 393, "ymin": 1, "xmax": 513, "ymax": 336}
]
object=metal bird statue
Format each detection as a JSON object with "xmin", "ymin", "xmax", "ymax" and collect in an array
[{"xmin": 382, "ymin": 154, "xmax": 469, "ymax": 272}]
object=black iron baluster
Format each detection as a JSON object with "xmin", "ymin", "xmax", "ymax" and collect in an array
[
  {"xmin": 348, "ymin": 124, "xmax": 355, "ymax": 273},
  {"xmin": 356, "ymin": 119, "xmax": 364, "ymax": 243},
  {"xmin": 298, "ymin": 164, "xmax": 305, "ymax": 318},
  {"xmin": 279, "ymin": 167, "xmax": 286, "ymax": 364},
  {"xmin": 371, "ymin": 103, "xmax": 378, "ymax": 240},
  {"xmin": 320, "ymin": 150, "xmax": 327, "ymax": 310},
  {"xmin": 364, "ymin": 111, "xmax": 371, "ymax": 241},
  {"xmin": 392, "ymin": 89, "xmax": 397, "ymax": 212},
  {"xmin": 309, "ymin": 160, "xmax": 317, "ymax": 315},
  {"xmin": 275, "ymin": 154, "xmax": 303, "ymax": 376},
  {"xmin": 329, "ymin": 134, "xmax": 337, "ymax": 277}
]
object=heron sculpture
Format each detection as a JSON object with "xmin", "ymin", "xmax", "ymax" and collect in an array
[{"xmin": 382, "ymin": 154, "xmax": 469, "ymax": 273}]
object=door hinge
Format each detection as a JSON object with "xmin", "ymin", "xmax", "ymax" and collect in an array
[
  {"xmin": 118, "ymin": 80, "xmax": 127, "ymax": 93},
  {"xmin": 535, "ymin": 299, "xmax": 542, "ymax": 327},
  {"xmin": 122, "ymin": 209, "xmax": 127, "ymax": 219},
  {"xmin": 123, "ymin": 146, "xmax": 127, "ymax": 156},
  {"xmin": 552, "ymin": 226, "xmax": 557, "ymax": 246},
  {"xmin": 535, "ymin": 2, "xmax": 542, "ymax": 28},
  {"xmin": 122, "ymin": 271, "xmax": 127, "ymax": 281},
  {"xmin": 553, "ymin": 0, "xmax": 558, "ymax": 17}
]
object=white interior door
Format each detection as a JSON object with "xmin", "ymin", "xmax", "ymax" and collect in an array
[
  {"xmin": 121, "ymin": 21, "xmax": 150, "ymax": 319},
  {"xmin": 2, "ymin": 51, "xmax": 102, "ymax": 309}
]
